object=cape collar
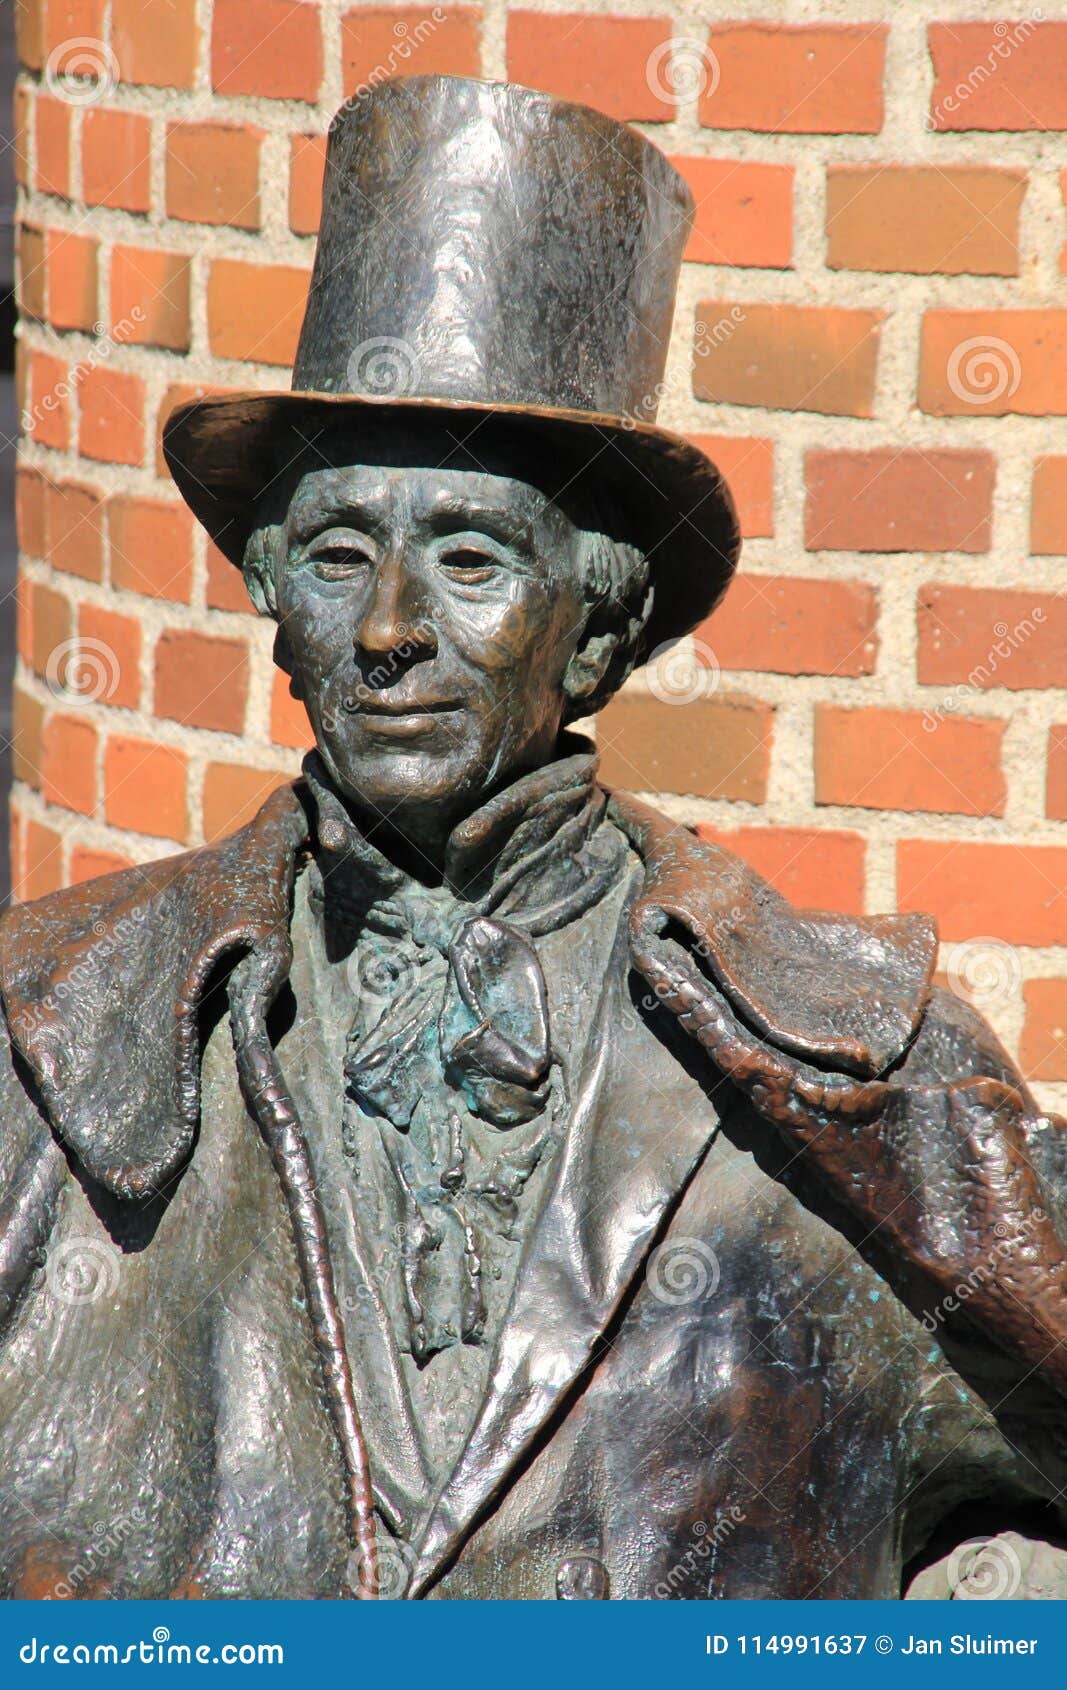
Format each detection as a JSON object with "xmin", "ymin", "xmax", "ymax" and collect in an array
[{"xmin": 0, "ymin": 782, "xmax": 937, "ymax": 1203}]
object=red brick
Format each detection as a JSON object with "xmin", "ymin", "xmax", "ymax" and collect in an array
[
  {"xmin": 70, "ymin": 846, "xmax": 134, "ymax": 884},
  {"xmin": 342, "ymin": 7, "xmax": 481, "ymax": 96},
  {"xmin": 109, "ymin": 496, "xmax": 194, "ymax": 603},
  {"xmin": 898, "ymin": 840, "xmax": 1067, "ymax": 947},
  {"xmin": 1031, "ymin": 457, "xmax": 1067, "ymax": 554},
  {"xmin": 154, "ymin": 629, "xmax": 249, "ymax": 734},
  {"xmin": 1020, "ymin": 980, "xmax": 1067, "ymax": 1081},
  {"xmin": 16, "ymin": 576, "xmax": 34, "ymax": 669},
  {"xmin": 22, "ymin": 819, "xmax": 64, "ymax": 901},
  {"xmin": 105, "ymin": 736, "xmax": 188, "ymax": 841},
  {"xmin": 15, "ymin": 0, "xmax": 44, "ymax": 70},
  {"xmin": 271, "ymin": 669, "xmax": 314, "ymax": 748},
  {"xmin": 207, "ymin": 260, "xmax": 310, "ymax": 367},
  {"xmin": 113, "ymin": 0, "xmax": 199, "ymax": 88},
  {"xmin": 44, "ymin": 478, "xmax": 105, "ymax": 582},
  {"xmin": 34, "ymin": 94, "xmax": 72, "ymax": 199},
  {"xmin": 688, "ymin": 435, "xmax": 773, "ymax": 539},
  {"xmin": 82, "ymin": 109, "xmax": 152, "ymax": 213},
  {"xmin": 205, "ymin": 541, "xmax": 257, "ymax": 614},
  {"xmin": 31, "ymin": 582, "xmax": 75, "ymax": 684},
  {"xmin": 289, "ymin": 133, "xmax": 326, "ymax": 235},
  {"xmin": 815, "ymin": 705, "xmax": 1005, "ymax": 818},
  {"xmin": 17, "ymin": 225, "xmax": 45, "ymax": 321},
  {"xmin": 694, "ymin": 301, "xmax": 881, "ymax": 416},
  {"xmin": 77, "ymin": 367, "xmax": 146, "ymax": 466},
  {"xmin": 917, "ymin": 586, "xmax": 1067, "ymax": 692},
  {"xmin": 695, "ymin": 824, "xmax": 865, "ymax": 916},
  {"xmin": 202, "ymin": 763, "xmax": 291, "ymax": 842},
  {"xmin": 46, "ymin": 228, "xmax": 99, "ymax": 332},
  {"xmin": 13, "ymin": 84, "xmax": 31, "ymax": 188},
  {"xmin": 1047, "ymin": 724, "xmax": 1067, "ymax": 821},
  {"xmin": 15, "ymin": 464, "xmax": 47, "ymax": 557},
  {"xmin": 674, "ymin": 156, "xmax": 793, "ymax": 268},
  {"xmin": 596, "ymin": 691, "xmax": 772, "ymax": 802},
  {"xmin": 212, "ymin": 0, "xmax": 323, "ymax": 100},
  {"xmin": 928, "ymin": 21, "xmax": 1067, "ymax": 131},
  {"xmin": 805, "ymin": 449, "xmax": 994, "ymax": 553},
  {"xmin": 920, "ymin": 311, "xmax": 1067, "ymax": 416},
  {"xmin": 166, "ymin": 122, "xmax": 262, "ymax": 229},
  {"xmin": 12, "ymin": 687, "xmax": 44, "ymax": 788},
  {"xmin": 698, "ymin": 575, "xmax": 877, "ymax": 678},
  {"xmin": 826, "ymin": 166, "xmax": 1024, "ymax": 277},
  {"xmin": 110, "ymin": 246, "xmax": 192, "ymax": 351},
  {"xmin": 76, "ymin": 604, "xmax": 142, "ymax": 709},
  {"xmin": 507, "ymin": 11, "xmax": 673, "ymax": 122},
  {"xmin": 40, "ymin": 713, "xmax": 98, "ymax": 815},
  {"xmin": 700, "ymin": 24, "xmax": 886, "ymax": 134},
  {"xmin": 43, "ymin": 0, "xmax": 105, "ymax": 55},
  {"xmin": 24, "ymin": 349, "xmax": 70, "ymax": 449}
]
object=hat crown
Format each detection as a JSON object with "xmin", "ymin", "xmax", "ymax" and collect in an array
[{"xmin": 294, "ymin": 75, "xmax": 694, "ymax": 420}]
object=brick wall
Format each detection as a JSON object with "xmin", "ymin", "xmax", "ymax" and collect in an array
[{"xmin": 10, "ymin": 1, "xmax": 1067, "ymax": 1109}]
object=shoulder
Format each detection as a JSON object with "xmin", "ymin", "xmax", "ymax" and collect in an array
[{"xmin": 0, "ymin": 784, "xmax": 309, "ymax": 1199}]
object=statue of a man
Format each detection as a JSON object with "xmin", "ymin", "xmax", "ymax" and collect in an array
[{"xmin": 1, "ymin": 76, "xmax": 1066, "ymax": 1602}]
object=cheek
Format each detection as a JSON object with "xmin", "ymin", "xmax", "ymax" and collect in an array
[
  {"xmin": 279, "ymin": 584, "xmax": 352, "ymax": 671},
  {"xmin": 451, "ymin": 583, "xmax": 571, "ymax": 679}
]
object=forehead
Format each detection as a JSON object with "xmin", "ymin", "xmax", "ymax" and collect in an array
[{"xmin": 283, "ymin": 459, "xmax": 571, "ymax": 540}]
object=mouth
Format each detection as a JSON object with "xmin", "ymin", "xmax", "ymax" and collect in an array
[
  {"xmin": 342, "ymin": 696, "xmax": 463, "ymax": 717},
  {"xmin": 340, "ymin": 695, "xmax": 464, "ymax": 737}
]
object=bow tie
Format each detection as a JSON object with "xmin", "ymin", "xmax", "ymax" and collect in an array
[{"xmin": 346, "ymin": 913, "xmax": 552, "ymax": 1130}]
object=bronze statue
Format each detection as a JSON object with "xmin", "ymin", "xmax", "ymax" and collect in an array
[{"xmin": 1, "ymin": 75, "xmax": 1066, "ymax": 1602}]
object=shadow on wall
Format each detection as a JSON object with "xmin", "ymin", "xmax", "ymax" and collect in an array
[{"xmin": 0, "ymin": 0, "xmax": 18, "ymax": 904}]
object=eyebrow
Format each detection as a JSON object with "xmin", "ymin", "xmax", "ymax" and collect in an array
[{"xmin": 425, "ymin": 494, "xmax": 537, "ymax": 548}]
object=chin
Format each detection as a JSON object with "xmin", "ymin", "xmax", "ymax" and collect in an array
[{"xmin": 324, "ymin": 742, "xmax": 495, "ymax": 815}]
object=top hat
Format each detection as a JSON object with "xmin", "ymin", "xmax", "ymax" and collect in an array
[{"xmin": 163, "ymin": 75, "xmax": 740, "ymax": 657}]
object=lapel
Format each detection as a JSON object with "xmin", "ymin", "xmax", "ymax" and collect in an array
[{"xmin": 406, "ymin": 904, "xmax": 719, "ymax": 1595}]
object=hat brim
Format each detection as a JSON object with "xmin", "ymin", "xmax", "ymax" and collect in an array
[{"xmin": 162, "ymin": 391, "xmax": 741, "ymax": 659}]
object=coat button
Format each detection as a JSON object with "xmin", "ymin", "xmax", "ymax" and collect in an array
[{"xmin": 556, "ymin": 1556, "xmax": 609, "ymax": 1600}]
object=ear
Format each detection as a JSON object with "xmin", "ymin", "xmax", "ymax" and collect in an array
[{"xmin": 562, "ymin": 617, "xmax": 615, "ymax": 708}]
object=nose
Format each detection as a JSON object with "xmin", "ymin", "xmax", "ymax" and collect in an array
[{"xmin": 353, "ymin": 547, "xmax": 435, "ymax": 660}]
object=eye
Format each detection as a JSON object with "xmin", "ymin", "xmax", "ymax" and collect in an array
[
  {"xmin": 306, "ymin": 541, "xmax": 374, "ymax": 582},
  {"xmin": 438, "ymin": 547, "xmax": 499, "ymax": 583}
]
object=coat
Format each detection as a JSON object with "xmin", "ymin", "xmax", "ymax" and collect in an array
[{"xmin": 0, "ymin": 783, "xmax": 1064, "ymax": 1601}]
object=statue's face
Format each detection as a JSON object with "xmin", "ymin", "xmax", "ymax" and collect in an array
[{"xmin": 274, "ymin": 461, "xmax": 589, "ymax": 837}]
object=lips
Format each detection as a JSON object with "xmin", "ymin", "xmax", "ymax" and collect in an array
[{"xmin": 342, "ymin": 695, "xmax": 462, "ymax": 716}]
